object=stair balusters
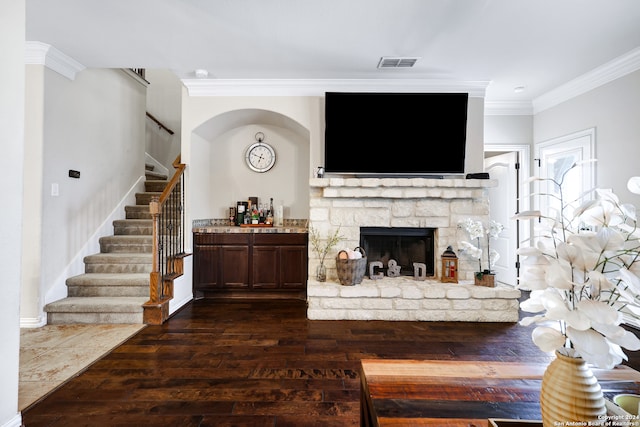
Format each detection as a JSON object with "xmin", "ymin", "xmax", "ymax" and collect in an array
[{"xmin": 143, "ymin": 156, "xmax": 188, "ymax": 324}]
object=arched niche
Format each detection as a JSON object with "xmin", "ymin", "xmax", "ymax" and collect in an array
[{"xmin": 190, "ymin": 108, "xmax": 311, "ymax": 222}]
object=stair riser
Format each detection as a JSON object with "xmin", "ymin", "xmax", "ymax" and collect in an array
[
  {"xmin": 85, "ymin": 264, "xmax": 152, "ymax": 274},
  {"xmin": 145, "ymin": 181, "xmax": 169, "ymax": 192},
  {"xmin": 125, "ymin": 206, "xmax": 152, "ymax": 219},
  {"xmin": 136, "ymin": 193, "xmax": 182, "ymax": 206},
  {"xmin": 136, "ymin": 193, "xmax": 160, "ymax": 205},
  {"xmin": 124, "ymin": 212, "xmax": 181, "ymax": 221},
  {"xmin": 68, "ymin": 286, "xmax": 149, "ymax": 297},
  {"xmin": 145, "ymin": 172, "xmax": 168, "ymax": 180},
  {"xmin": 126, "ymin": 212, "xmax": 153, "ymax": 220},
  {"xmin": 114, "ymin": 225, "xmax": 153, "ymax": 236},
  {"xmin": 100, "ymin": 242, "xmax": 153, "ymax": 253},
  {"xmin": 47, "ymin": 312, "xmax": 143, "ymax": 324}
]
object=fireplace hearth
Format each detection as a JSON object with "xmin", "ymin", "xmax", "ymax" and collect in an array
[{"xmin": 359, "ymin": 227, "xmax": 435, "ymax": 278}]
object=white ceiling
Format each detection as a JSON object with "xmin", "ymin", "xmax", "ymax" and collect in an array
[{"xmin": 25, "ymin": 0, "xmax": 640, "ymax": 112}]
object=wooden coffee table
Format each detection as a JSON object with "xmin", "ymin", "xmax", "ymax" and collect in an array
[{"xmin": 360, "ymin": 359, "xmax": 640, "ymax": 427}]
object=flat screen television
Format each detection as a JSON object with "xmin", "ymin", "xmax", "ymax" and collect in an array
[{"xmin": 324, "ymin": 92, "xmax": 468, "ymax": 176}]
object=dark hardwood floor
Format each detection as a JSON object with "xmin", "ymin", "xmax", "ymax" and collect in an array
[{"xmin": 22, "ymin": 296, "xmax": 640, "ymax": 427}]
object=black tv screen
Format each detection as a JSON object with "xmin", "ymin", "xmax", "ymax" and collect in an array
[{"xmin": 324, "ymin": 92, "xmax": 468, "ymax": 175}]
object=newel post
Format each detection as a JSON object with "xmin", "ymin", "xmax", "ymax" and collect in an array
[
  {"xmin": 148, "ymin": 197, "xmax": 161, "ymax": 302},
  {"xmin": 143, "ymin": 196, "xmax": 168, "ymax": 325}
]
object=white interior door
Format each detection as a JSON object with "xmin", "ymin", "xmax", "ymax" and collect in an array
[
  {"xmin": 535, "ymin": 128, "xmax": 595, "ymax": 242},
  {"xmin": 484, "ymin": 152, "xmax": 518, "ymax": 287}
]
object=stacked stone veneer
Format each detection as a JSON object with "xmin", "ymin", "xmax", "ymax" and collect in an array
[
  {"xmin": 307, "ymin": 277, "xmax": 521, "ymax": 322},
  {"xmin": 309, "ymin": 177, "xmax": 499, "ymax": 282},
  {"xmin": 307, "ymin": 177, "xmax": 521, "ymax": 322}
]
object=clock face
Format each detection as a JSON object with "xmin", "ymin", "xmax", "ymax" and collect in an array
[{"xmin": 245, "ymin": 142, "xmax": 276, "ymax": 172}]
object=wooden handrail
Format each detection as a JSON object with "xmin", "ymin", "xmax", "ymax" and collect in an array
[
  {"xmin": 146, "ymin": 112, "xmax": 175, "ymax": 135},
  {"xmin": 158, "ymin": 156, "xmax": 184, "ymax": 203}
]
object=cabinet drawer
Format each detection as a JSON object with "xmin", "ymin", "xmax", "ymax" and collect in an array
[
  {"xmin": 253, "ymin": 233, "xmax": 307, "ymax": 246},
  {"xmin": 194, "ymin": 233, "xmax": 251, "ymax": 245}
]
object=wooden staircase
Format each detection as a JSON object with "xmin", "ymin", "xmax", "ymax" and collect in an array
[{"xmin": 44, "ymin": 164, "xmax": 170, "ymax": 324}]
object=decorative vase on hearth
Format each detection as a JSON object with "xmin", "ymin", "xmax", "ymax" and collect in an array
[
  {"xmin": 539, "ymin": 350, "xmax": 606, "ymax": 426},
  {"xmin": 316, "ymin": 264, "xmax": 327, "ymax": 282}
]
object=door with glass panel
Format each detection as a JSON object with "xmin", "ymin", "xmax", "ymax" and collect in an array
[{"xmin": 534, "ymin": 128, "xmax": 595, "ymax": 243}]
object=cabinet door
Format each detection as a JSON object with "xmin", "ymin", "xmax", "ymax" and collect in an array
[
  {"xmin": 252, "ymin": 246, "xmax": 279, "ymax": 289},
  {"xmin": 220, "ymin": 246, "xmax": 250, "ymax": 289},
  {"xmin": 193, "ymin": 245, "xmax": 220, "ymax": 291},
  {"xmin": 280, "ymin": 245, "xmax": 307, "ymax": 289}
]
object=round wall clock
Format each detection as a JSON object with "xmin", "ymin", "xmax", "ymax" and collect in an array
[{"xmin": 245, "ymin": 132, "xmax": 276, "ymax": 173}]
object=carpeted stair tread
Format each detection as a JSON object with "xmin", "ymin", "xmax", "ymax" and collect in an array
[
  {"xmin": 113, "ymin": 219, "xmax": 153, "ymax": 226},
  {"xmin": 44, "ymin": 297, "xmax": 147, "ymax": 313},
  {"xmin": 113, "ymin": 219, "xmax": 153, "ymax": 236},
  {"xmin": 145, "ymin": 170, "xmax": 168, "ymax": 180},
  {"xmin": 66, "ymin": 273, "xmax": 149, "ymax": 286},
  {"xmin": 84, "ymin": 253, "xmax": 153, "ymax": 264},
  {"xmin": 99, "ymin": 235, "xmax": 153, "ymax": 253},
  {"xmin": 99, "ymin": 235, "xmax": 152, "ymax": 242}
]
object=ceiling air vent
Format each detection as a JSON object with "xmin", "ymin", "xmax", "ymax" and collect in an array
[{"xmin": 377, "ymin": 56, "xmax": 420, "ymax": 68}]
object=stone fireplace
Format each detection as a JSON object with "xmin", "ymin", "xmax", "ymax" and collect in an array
[{"xmin": 306, "ymin": 177, "xmax": 521, "ymax": 322}]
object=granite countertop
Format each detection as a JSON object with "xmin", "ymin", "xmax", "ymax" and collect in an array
[
  {"xmin": 193, "ymin": 218, "xmax": 308, "ymax": 234},
  {"xmin": 193, "ymin": 225, "xmax": 307, "ymax": 234}
]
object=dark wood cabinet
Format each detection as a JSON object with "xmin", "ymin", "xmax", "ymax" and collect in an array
[
  {"xmin": 193, "ymin": 234, "xmax": 250, "ymax": 297},
  {"xmin": 252, "ymin": 233, "xmax": 307, "ymax": 290},
  {"xmin": 220, "ymin": 246, "xmax": 250, "ymax": 289},
  {"xmin": 193, "ymin": 232, "xmax": 307, "ymax": 298}
]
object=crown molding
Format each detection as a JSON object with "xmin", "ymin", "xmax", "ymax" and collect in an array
[
  {"xmin": 484, "ymin": 100, "xmax": 533, "ymax": 116},
  {"xmin": 533, "ymin": 47, "xmax": 640, "ymax": 114},
  {"xmin": 181, "ymin": 78, "xmax": 490, "ymax": 97},
  {"xmin": 25, "ymin": 41, "xmax": 85, "ymax": 80}
]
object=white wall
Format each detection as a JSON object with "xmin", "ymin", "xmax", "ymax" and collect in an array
[
  {"xmin": 145, "ymin": 69, "xmax": 182, "ymax": 170},
  {"xmin": 21, "ymin": 65, "xmax": 45, "ymax": 326},
  {"xmin": 534, "ymin": 69, "xmax": 640, "ymax": 207},
  {"xmin": 1, "ymin": 0, "xmax": 25, "ymax": 424},
  {"xmin": 26, "ymin": 67, "xmax": 147, "ymax": 318},
  {"xmin": 198, "ymin": 123, "xmax": 310, "ymax": 220},
  {"xmin": 182, "ymin": 96, "xmax": 318, "ymax": 231},
  {"xmin": 465, "ymin": 97, "xmax": 486, "ymax": 173},
  {"xmin": 485, "ymin": 114, "xmax": 533, "ymax": 146}
]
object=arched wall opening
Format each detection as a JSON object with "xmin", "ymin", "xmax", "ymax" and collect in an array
[{"xmin": 189, "ymin": 108, "xmax": 311, "ymax": 224}]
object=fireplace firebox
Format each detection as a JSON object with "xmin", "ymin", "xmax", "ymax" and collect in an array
[{"xmin": 359, "ymin": 227, "xmax": 435, "ymax": 278}]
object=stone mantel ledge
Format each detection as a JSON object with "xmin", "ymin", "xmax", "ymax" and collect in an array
[
  {"xmin": 307, "ymin": 277, "xmax": 521, "ymax": 322},
  {"xmin": 310, "ymin": 177, "xmax": 498, "ymax": 189}
]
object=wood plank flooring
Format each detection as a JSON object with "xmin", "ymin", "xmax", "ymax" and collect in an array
[{"xmin": 21, "ymin": 297, "xmax": 640, "ymax": 427}]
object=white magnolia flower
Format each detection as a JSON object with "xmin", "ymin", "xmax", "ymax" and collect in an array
[{"xmin": 515, "ymin": 162, "xmax": 640, "ymax": 369}]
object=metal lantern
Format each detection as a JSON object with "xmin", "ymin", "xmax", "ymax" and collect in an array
[{"xmin": 441, "ymin": 245, "xmax": 458, "ymax": 283}]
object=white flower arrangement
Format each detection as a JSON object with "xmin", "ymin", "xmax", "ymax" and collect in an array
[
  {"xmin": 458, "ymin": 218, "xmax": 504, "ymax": 279},
  {"xmin": 515, "ymin": 161, "xmax": 640, "ymax": 369}
]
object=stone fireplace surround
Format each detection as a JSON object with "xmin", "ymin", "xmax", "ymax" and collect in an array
[{"xmin": 307, "ymin": 177, "xmax": 521, "ymax": 322}]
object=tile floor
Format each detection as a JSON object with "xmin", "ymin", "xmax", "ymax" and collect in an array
[{"xmin": 19, "ymin": 323, "xmax": 145, "ymax": 411}]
